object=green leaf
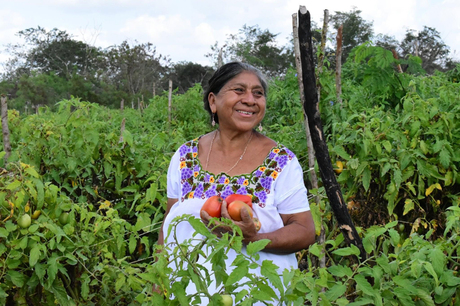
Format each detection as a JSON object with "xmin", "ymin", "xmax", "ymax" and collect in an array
[
  {"xmin": 429, "ymin": 246, "xmax": 446, "ymax": 277},
  {"xmin": 332, "ymin": 244, "xmax": 360, "ymax": 256},
  {"xmin": 362, "ymin": 167, "xmax": 371, "ymax": 192},
  {"xmin": 328, "ymin": 265, "xmax": 353, "ymax": 278},
  {"xmin": 7, "ymin": 270, "xmax": 26, "ymax": 287},
  {"xmin": 333, "ymin": 146, "xmax": 351, "ymax": 161},
  {"xmin": 325, "ymin": 283, "xmax": 347, "ymax": 301},
  {"xmin": 6, "ymin": 180, "xmax": 21, "ymax": 190},
  {"xmin": 246, "ymin": 239, "xmax": 270, "ymax": 255},
  {"xmin": 129, "ymin": 234, "xmax": 137, "ymax": 254},
  {"xmin": 423, "ymin": 262, "xmax": 439, "ymax": 286},
  {"xmin": 115, "ymin": 273, "xmax": 126, "ymax": 292},
  {"xmin": 260, "ymin": 260, "xmax": 283, "ymax": 293},
  {"xmin": 29, "ymin": 245, "xmax": 41, "ymax": 267},
  {"xmin": 382, "ymin": 140, "xmax": 392, "ymax": 153},
  {"xmin": 403, "ymin": 199, "xmax": 414, "ymax": 215},
  {"xmin": 0, "ymin": 228, "xmax": 9, "ymax": 238},
  {"xmin": 51, "ymin": 280, "xmax": 74, "ymax": 306},
  {"xmin": 354, "ymin": 274, "xmax": 375, "ymax": 296},
  {"xmin": 226, "ymin": 262, "xmax": 248, "ymax": 286}
]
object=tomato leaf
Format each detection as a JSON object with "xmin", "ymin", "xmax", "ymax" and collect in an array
[{"xmin": 246, "ymin": 239, "xmax": 270, "ymax": 256}]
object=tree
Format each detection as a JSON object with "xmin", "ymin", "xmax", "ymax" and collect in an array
[
  {"xmin": 103, "ymin": 40, "xmax": 170, "ymax": 97},
  {"xmin": 206, "ymin": 25, "xmax": 294, "ymax": 77},
  {"xmin": 3, "ymin": 27, "xmax": 101, "ymax": 80},
  {"xmin": 166, "ymin": 62, "xmax": 214, "ymax": 94},
  {"xmin": 399, "ymin": 26, "xmax": 451, "ymax": 74},
  {"xmin": 330, "ymin": 8, "xmax": 374, "ymax": 63}
]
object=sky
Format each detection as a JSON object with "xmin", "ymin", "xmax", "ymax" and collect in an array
[{"xmin": 0, "ymin": 0, "xmax": 459, "ymax": 69}]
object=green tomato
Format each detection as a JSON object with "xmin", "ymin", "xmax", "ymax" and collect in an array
[
  {"xmin": 221, "ymin": 294, "xmax": 233, "ymax": 306},
  {"xmin": 59, "ymin": 212, "xmax": 70, "ymax": 225},
  {"xmin": 18, "ymin": 214, "xmax": 32, "ymax": 228}
]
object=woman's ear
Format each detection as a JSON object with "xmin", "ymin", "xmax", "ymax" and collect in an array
[{"xmin": 208, "ymin": 93, "xmax": 217, "ymax": 113}]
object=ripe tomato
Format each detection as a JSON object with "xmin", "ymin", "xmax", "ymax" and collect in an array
[
  {"xmin": 201, "ymin": 196, "xmax": 223, "ymax": 218},
  {"xmin": 225, "ymin": 194, "xmax": 252, "ymax": 208},
  {"xmin": 227, "ymin": 200, "xmax": 253, "ymax": 221}
]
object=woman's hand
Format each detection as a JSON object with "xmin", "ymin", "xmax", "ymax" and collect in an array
[{"xmin": 200, "ymin": 200, "xmax": 258, "ymax": 240}]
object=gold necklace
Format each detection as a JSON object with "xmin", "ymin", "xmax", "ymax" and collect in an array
[{"xmin": 205, "ymin": 130, "xmax": 254, "ymax": 174}]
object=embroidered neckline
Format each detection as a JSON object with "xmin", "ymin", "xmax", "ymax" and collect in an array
[{"xmin": 178, "ymin": 136, "xmax": 296, "ymax": 208}]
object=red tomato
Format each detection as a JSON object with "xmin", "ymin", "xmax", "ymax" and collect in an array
[
  {"xmin": 227, "ymin": 200, "xmax": 253, "ymax": 221},
  {"xmin": 201, "ymin": 196, "xmax": 223, "ymax": 218},
  {"xmin": 225, "ymin": 194, "xmax": 252, "ymax": 208}
]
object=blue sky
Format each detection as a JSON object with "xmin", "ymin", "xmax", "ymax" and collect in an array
[{"xmin": 1, "ymin": 0, "xmax": 459, "ymax": 68}]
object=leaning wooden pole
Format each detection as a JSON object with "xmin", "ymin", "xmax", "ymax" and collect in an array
[
  {"xmin": 335, "ymin": 24, "xmax": 343, "ymax": 105},
  {"xmin": 1, "ymin": 95, "xmax": 12, "ymax": 163},
  {"xmin": 297, "ymin": 6, "xmax": 365, "ymax": 259}
]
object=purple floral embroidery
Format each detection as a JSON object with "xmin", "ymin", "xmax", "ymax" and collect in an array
[
  {"xmin": 221, "ymin": 186, "xmax": 234, "ymax": 199},
  {"xmin": 218, "ymin": 175, "xmax": 227, "ymax": 184},
  {"xmin": 194, "ymin": 183, "xmax": 204, "ymax": 198},
  {"xmin": 204, "ymin": 185, "xmax": 217, "ymax": 197},
  {"xmin": 285, "ymin": 148, "xmax": 295, "ymax": 159},
  {"xmin": 182, "ymin": 181, "xmax": 192, "ymax": 194},
  {"xmin": 204, "ymin": 173, "xmax": 211, "ymax": 182},
  {"xmin": 276, "ymin": 155, "xmax": 288, "ymax": 168},
  {"xmin": 269, "ymin": 152, "xmax": 276, "ymax": 159},
  {"xmin": 255, "ymin": 190, "xmax": 267, "ymax": 204},
  {"xmin": 254, "ymin": 170, "xmax": 263, "ymax": 177},
  {"xmin": 237, "ymin": 177, "xmax": 245, "ymax": 184},
  {"xmin": 181, "ymin": 168, "xmax": 193, "ymax": 180},
  {"xmin": 236, "ymin": 186, "xmax": 248, "ymax": 195},
  {"xmin": 260, "ymin": 177, "xmax": 273, "ymax": 190},
  {"xmin": 179, "ymin": 145, "xmax": 190, "ymax": 157}
]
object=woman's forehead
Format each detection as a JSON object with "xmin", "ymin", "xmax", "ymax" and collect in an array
[{"xmin": 225, "ymin": 71, "xmax": 263, "ymax": 88}]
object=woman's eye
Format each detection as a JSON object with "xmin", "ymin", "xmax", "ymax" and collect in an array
[
  {"xmin": 253, "ymin": 91, "xmax": 264, "ymax": 97},
  {"xmin": 234, "ymin": 88, "xmax": 244, "ymax": 93}
]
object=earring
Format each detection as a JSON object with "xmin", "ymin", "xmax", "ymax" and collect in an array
[
  {"xmin": 212, "ymin": 113, "xmax": 216, "ymax": 127},
  {"xmin": 258, "ymin": 123, "xmax": 263, "ymax": 132}
]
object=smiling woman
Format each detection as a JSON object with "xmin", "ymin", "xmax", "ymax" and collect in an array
[{"xmin": 157, "ymin": 61, "xmax": 316, "ymax": 305}]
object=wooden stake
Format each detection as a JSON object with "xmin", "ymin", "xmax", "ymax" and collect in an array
[
  {"xmin": 297, "ymin": 6, "xmax": 364, "ymax": 260},
  {"xmin": 336, "ymin": 24, "xmax": 343, "ymax": 105},
  {"xmin": 1, "ymin": 95, "xmax": 12, "ymax": 162},
  {"xmin": 120, "ymin": 99, "xmax": 124, "ymax": 112},
  {"xmin": 317, "ymin": 9, "xmax": 329, "ymax": 103},
  {"xmin": 119, "ymin": 118, "xmax": 126, "ymax": 143},
  {"xmin": 292, "ymin": 13, "xmax": 319, "ymax": 198},
  {"xmin": 168, "ymin": 80, "xmax": 172, "ymax": 123}
]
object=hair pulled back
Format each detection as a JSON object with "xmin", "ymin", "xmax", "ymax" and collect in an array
[{"xmin": 203, "ymin": 62, "xmax": 267, "ymax": 125}]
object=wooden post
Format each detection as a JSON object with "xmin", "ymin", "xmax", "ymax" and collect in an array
[
  {"xmin": 392, "ymin": 49, "xmax": 403, "ymax": 73},
  {"xmin": 336, "ymin": 24, "xmax": 343, "ymax": 105},
  {"xmin": 120, "ymin": 99, "xmax": 124, "ymax": 112},
  {"xmin": 119, "ymin": 118, "xmax": 126, "ymax": 143},
  {"xmin": 297, "ymin": 6, "xmax": 365, "ymax": 260},
  {"xmin": 1, "ymin": 95, "xmax": 12, "ymax": 162},
  {"xmin": 153, "ymin": 82, "xmax": 156, "ymax": 97},
  {"xmin": 317, "ymin": 9, "xmax": 329, "ymax": 103},
  {"xmin": 292, "ymin": 13, "xmax": 319, "ymax": 198},
  {"xmin": 168, "ymin": 80, "xmax": 172, "ymax": 123}
]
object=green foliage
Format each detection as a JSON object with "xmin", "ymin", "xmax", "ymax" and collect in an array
[{"xmin": 1, "ymin": 40, "xmax": 460, "ymax": 304}]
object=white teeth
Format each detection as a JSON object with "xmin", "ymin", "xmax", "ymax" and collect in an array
[{"xmin": 237, "ymin": 110, "xmax": 254, "ymax": 115}]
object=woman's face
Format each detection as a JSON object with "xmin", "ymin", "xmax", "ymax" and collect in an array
[{"xmin": 208, "ymin": 71, "xmax": 266, "ymax": 133}]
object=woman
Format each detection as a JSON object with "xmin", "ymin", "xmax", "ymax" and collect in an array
[{"xmin": 158, "ymin": 62, "xmax": 315, "ymax": 302}]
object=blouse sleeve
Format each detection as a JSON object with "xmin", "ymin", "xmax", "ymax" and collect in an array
[
  {"xmin": 167, "ymin": 149, "xmax": 181, "ymax": 199},
  {"xmin": 273, "ymin": 155, "xmax": 310, "ymax": 214}
]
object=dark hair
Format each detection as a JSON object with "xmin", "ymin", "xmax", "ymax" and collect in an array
[{"xmin": 203, "ymin": 62, "xmax": 268, "ymax": 125}]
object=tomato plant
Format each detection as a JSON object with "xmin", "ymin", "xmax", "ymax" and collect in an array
[{"xmin": 17, "ymin": 214, "xmax": 31, "ymax": 228}]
